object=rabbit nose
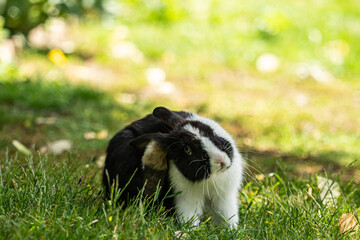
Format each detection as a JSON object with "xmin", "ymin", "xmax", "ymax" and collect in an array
[
  {"xmin": 219, "ymin": 161, "xmax": 225, "ymax": 169},
  {"xmin": 214, "ymin": 156, "xmax": 225, "ymax": 169}
]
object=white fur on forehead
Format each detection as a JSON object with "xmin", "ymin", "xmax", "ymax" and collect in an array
[
  {"xmin": 182, "ymin": 123, "xmax": 220, "ymax": 157},
  {"xmin": 182, "ymin": 124, "xmax": 201, "ymax": 138},
  {"xmin": 189, "ymin": 115, "xmax": 234, "ymax": 142},
  {"xmin": 183, "ymin": 114, "xmax": 237, "ymax": 148}
]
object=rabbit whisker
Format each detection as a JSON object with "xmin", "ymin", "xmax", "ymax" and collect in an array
[
  {"xmin": 188, "ymin": 159, "xmax": 206, "ymax": 166},
  {"xmin": 212, "ymin": 177, "xmax": 226, "ymax": 202},
  {"xmin": 195, "ymin": 165, "xmax": 206, "ymax": 178},
  {"xmin": 206, "ymin": 176, "xmax": 210, "ymax": 198}
]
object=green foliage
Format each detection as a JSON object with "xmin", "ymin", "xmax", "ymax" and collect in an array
[
  {"xmin": 0, "ymin": 15, "xmax": 9, "ymax": 40},
  {"xmin": 1, "ymin": 0, "xmax": 103, "ymax": 35},
  {"xmin": 119, "ymin": 0, "xmax": 189, "ymax": 24},
  {"xmin": 0, "ymin": 61, "xmax": 17, "ymax": 80}
]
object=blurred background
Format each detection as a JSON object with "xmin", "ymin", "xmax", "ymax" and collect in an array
[{"xmin": 0, "ymin": 0, "xmax": 359, "ymax": 182}]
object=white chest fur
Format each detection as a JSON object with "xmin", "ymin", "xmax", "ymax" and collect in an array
[{"xmin": 168, "ymin": 152, "xmax": 243, "ymax": 228}]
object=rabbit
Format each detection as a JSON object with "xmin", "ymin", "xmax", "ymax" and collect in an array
[{"xmin": 103, "ymin": 107, "xmax": 244, "ymax": 228}]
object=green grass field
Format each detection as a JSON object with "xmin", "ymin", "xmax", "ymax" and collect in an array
[
  {"xmin": 1, "ymin": 0, "xmax": 360, "ymax": 238},
  {"xmin": 1, "ymin": 150, "xmax": 359, "ymax": 239}
]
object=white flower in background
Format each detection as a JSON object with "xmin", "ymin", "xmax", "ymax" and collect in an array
[
  {"xmin": 296, "ymin": 63, "xmax": 334, "ymax": 83},
  {"xmin": 61, "ymin": 40, "xmax": 75, "ymax": 54},
  {"xmin": 308, "ymin": 64, "xmax": 334, "ymax": 83},
  {"xmin": 145, "ymin": 67, "xmax": 175, "ymax": 95},
  {"xmin": 64, "ymin": 63, "xmax": 119, "ymax": 88},
  {"xmin": 28, "ymin": 25, "xmax": 48, "ymax": 49},
  {"xmin": 116, "ymin": 93, "xmax": 136, "ymax": 104},
  {"xmin": 28, "ymin": 18, "xmax": 76, "ymax": 53},
  {"xmin": 111, "ymin": 41, "xmax": 143, "ymax": 63},
  {"xmin": 0, "ymin": 39, "xmax": 16, "ymax": 63},
  {"xmin": 256, "ymin": 53, "xmax": 280, "ymax": 73},
  {"xmin": 294, "ymin": 93, "xmax": 309, "ymax": 107},
  {"xmin": 47, "ymin": 18, "xmax": 67, "ymax": 38},
  {"xmin": 146, "ymin": 67, "xmax": 166, "ymax": 85},
  {"xmin": 158, "ymin": 81, "xmax": 176, "ymax": 94}
]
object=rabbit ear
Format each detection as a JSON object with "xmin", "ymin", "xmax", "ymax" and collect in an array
[
  {"xmin": 130, "ymin": 133, "xmax": 172, "ymax": 152},
  {"xmin": 153, "ymin": 107, "xmax": 184, "ymax": 128}
]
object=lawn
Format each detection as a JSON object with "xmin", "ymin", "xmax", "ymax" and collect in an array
[{"xmin": 1, "ymin": 0, "xmax": 360, "ymax": 238}]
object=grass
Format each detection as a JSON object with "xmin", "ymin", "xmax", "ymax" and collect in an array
[
  {"xmin": 1, "ymin": 153, "xmax": 359, "ymax": 239},
  {"xmin": 1, "ymin": 0, "xmax": 360, "ymax": 238},
  {"xmin": 10, "ymin": 0, "xmax": 359, "ymax": 174},
  {"xmin": 0, "ymin": 78, "xmax": 359, "ymax": 239},
  {"xmin": 0, "ymin": 77, "xmax": 154, "ymax": 159},
  {"xmin": 1, "ymin": 77, "xmax": 359, "ymax": 238}
]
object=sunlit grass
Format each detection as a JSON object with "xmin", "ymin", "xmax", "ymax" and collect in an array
[
  {"xmin": 0, "ymin": 153, "xmax": 359, "ymax": 239},
  {"xmin": 1, "ymin": 0, "xmax": 360, "ymax": 238}
]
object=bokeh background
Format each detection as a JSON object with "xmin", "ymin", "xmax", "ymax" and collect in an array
[{"xmin": 1, "ymin": 0, "xmax": 359, "ymax": 182}]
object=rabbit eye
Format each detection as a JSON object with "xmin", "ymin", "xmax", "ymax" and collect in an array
[
  {"xmin": 202, "ymin": 154, "xmax": 209, "ymax": 161},
  {"xmin": 184, "ymin": 145, "xmax": 192, "ymax": 155}
]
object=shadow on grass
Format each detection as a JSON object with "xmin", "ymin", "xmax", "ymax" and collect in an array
[
  {"xmin": 243, "ymin": 147, "xmax": 359, "ymax": 182},
  {"xmin": 1, "ymin": 78, "xmax": 358, "ymax": 183},
  {"xmin": 0, "ymin": 78, "xmax": 153, "ymax": 157}
]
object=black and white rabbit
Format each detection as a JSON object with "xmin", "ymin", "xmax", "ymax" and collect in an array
[{"xmin": 103, "ymin": 107, "xmax": 244, "ymax": 228}]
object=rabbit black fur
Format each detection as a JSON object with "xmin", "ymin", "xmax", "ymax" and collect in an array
[{"xmin": 103, "ymin": 107, "xmax": 244, "ymax": 228}]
